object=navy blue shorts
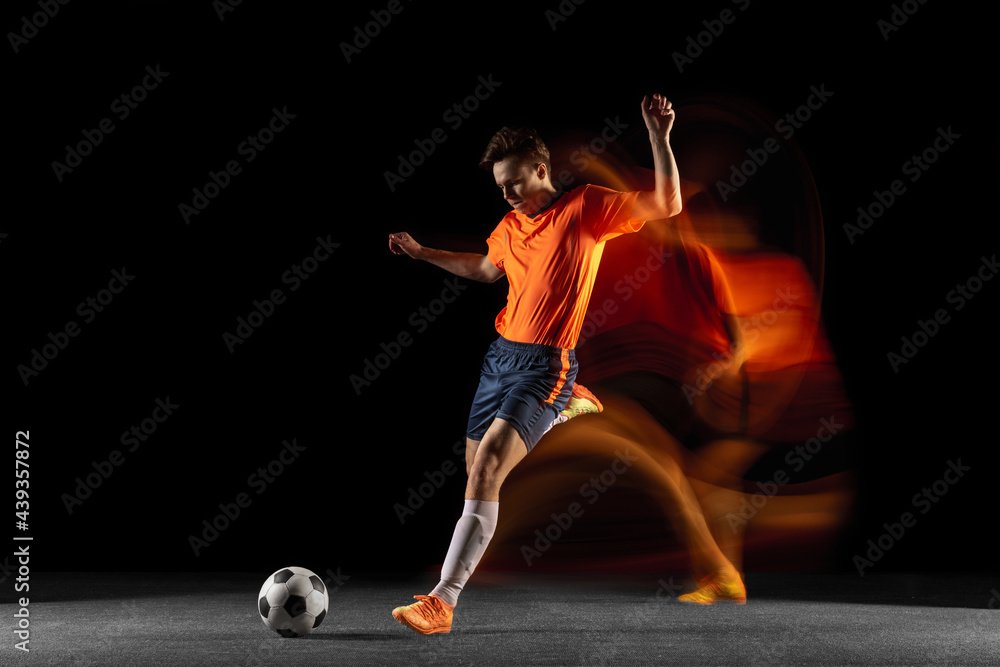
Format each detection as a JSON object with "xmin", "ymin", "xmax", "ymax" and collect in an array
[{"xmin": 466, "ymin": 337, "xmax": 578, "ymax": 452}]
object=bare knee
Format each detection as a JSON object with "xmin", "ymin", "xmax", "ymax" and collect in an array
[
  {"xmin": 467, "ymin": 456, "xmax": 505, "ymax": 498},
  {"xmin": 465, "ymin": 421, "xmax": 526, "ymax": 500}
]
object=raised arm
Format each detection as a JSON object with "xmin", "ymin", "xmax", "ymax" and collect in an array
[
  {"xmin": 635, "ymin": 93, "xmax": 682, "ymax": 220},
  {"xmin": 389, "ymin": 232, "xmax": 505, "ymax": 283}
]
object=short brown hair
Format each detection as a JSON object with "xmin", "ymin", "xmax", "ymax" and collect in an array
[{"xmin": 478, "ymin": 127, "xmax": 550, "ymax": 171}]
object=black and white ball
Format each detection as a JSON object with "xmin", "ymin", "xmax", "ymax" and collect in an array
[{"xmin": 258, "ymin": 566, "xmax": 330, "ymax": 637}]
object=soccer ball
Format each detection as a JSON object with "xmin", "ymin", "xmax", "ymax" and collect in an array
[{"xmin": 258, "ymin": 566, "xmax": 330, "ymax": 637}]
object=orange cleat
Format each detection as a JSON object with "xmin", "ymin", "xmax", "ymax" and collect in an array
[
  {"xmin": 561, "ymin": 382, "xmax": 604, "ymax": 418},
  {"xmin": 392, "ymin": 594, "xmax": 454, "ymax": 634},
  {"xmin": 678, "ymin": 573, "xmax": 747, "ymax": 605}
]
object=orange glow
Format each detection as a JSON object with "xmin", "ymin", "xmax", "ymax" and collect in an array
[{"xmin": 479, "ymin": 102, "xmax": 857, "ymax": 576}]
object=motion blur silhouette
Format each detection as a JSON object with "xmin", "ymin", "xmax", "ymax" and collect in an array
[{"xmin": 482, "ymin": 97, "xmax": 858, "ymax": 591}]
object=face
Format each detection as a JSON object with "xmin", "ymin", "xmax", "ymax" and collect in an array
[{"xmin": 493, "ymin": 157, "xmax": 552, "ymax": 215}]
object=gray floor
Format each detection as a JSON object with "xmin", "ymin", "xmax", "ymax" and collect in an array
[{"xmin": 3, "ymin": 571, "xmax": 998, "ymax": 666}]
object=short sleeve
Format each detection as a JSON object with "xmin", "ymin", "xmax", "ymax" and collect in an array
[
  {"xmin": 582, "ymin": 184, "xmax": 645, "ymax": 242},
  {"xmin": 486, "ymin": 219, "xmax": 506, "ymax": 271}
]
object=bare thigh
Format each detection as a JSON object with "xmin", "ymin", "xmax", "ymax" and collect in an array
[{"xmin": 465, "ymin": 418, "xmax": 527, "ymax": 502}]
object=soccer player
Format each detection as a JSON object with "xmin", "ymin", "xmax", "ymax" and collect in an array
[{"xmin": 388, "ymin": 94, "xmax": 683, "ymax": 634}]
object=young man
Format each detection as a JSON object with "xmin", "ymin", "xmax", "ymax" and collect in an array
[{"xmin": 387, "ymin": 94, "xmax": 682, "ymax": 634}]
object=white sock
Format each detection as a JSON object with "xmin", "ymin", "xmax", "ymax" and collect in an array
[{"xmin": 430, "ymin": 499, "xmax": 499, "ymax": 607}]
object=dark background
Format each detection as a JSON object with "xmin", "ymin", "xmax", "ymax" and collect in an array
[{"xmin": 5, "ymin": 0, "xmax": 996, "ymax": 580}]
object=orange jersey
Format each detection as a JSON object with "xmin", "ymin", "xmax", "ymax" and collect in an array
[{"xmin": 486, "ymin": 184, "xmax": 644, "ymax": 349}]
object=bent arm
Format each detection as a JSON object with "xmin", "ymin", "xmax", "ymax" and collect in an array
[
  {"xmin": 635, "ymin": 137, "xmax": 682, "ymax": 219},
  {"xmin": 389, "ymin": 232, "xmax": 504, "ymax": 283},
  {"xmin": 635, "ymin": 94, "xmax": 683, "ymax": 220},
  {"xmin": 421, "ymin": 248, "xmax": 505, "ymax": 283}
]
